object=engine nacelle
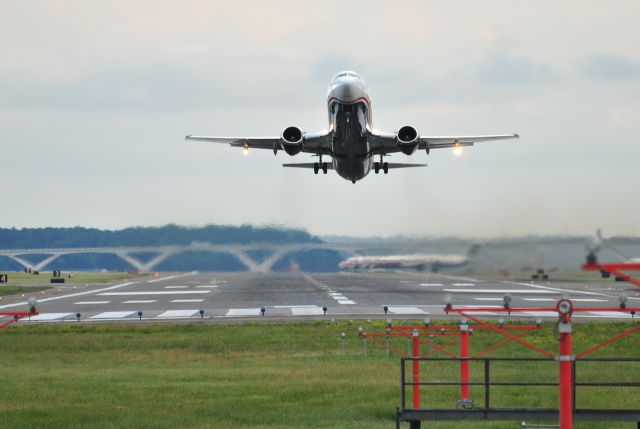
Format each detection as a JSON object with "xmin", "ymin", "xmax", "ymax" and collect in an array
[
  {"xmin": 280, "ymin": 126, "xmax": 304, "ymax": 156},
  {"xmin": 396, "ymin": 125, "xmax": 420, "ymax": 155}
]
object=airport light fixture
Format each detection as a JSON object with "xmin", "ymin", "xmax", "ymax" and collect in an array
[
  {"xmin": 619, "ymin": 294, "xmax": 628, "ymax": 309},
  {"xmin": 498, "ymin": 318, "xmax": 505, "ymax": 328},
  {"xmin": 444, "ymin": 294, "xmax": 453, "ymax": 310},
  {"xmin": 323, "ymin": 306, "xmax": 328, "ymax": 315},
  {"xmin": 137, "ymin": 311, "xmax": 143, "ymax": 320},
  {"xmin": 503, "ymin": 294, "xmax": 512, "ymax": 309},
  {"xmin": 536, "ymin": 319, "xmax": 542, "ymax": 327},
  {"xmin": 76, "ymin": 312, "xmax": 81, "ymax": 322},
  {"xmin": 199, "ymin": 309, "xmax": 205, "ymax": 318},
  {"xmin": 386, "ymin": 318, "xmax": 393, "ymax": 327},
  {"xmin": 260, "ymin": 307, "xmax": 265, "ymax": 316},
  {"xmin": 28, "ymin": 296, "xmax": 37, "ymax": 313},
  {"xmin": 423, "ymin": 318, "xmax": 431, "ymax": 327},
  {"xmin": 383, "ymin": 305, "xmax": 389, "ymax": 315}
]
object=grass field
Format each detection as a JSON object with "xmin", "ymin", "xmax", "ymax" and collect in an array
[{"xmin": 0, "ymin": 320, "xmax": 638, "ymax": 428}]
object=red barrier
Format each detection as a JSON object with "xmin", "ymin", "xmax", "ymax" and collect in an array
[
  {"xmin": 411, "ymin": 330, "xmax": 420, "ymax": 408},
  {"xmin": 582, "ymin": 262, "xmax": 640, "ymax": 288},
  {"xmin": 0, "ymin": 311, "xmax": 38, "ymax": 329}
]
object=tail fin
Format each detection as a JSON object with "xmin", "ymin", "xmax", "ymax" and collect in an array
[{"xmin": 465, "ymin": 244, "xmax": 481, "ymax": 258}]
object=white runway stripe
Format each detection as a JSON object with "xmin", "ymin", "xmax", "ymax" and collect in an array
[
  {"xmin": 99, "ymin": 291, "xmax": 210, "ymax": 296},
  {"xmin": 386, "ymin": 306, "xmax": 427, "ymax": 315},
  {"xmin": 572, "ymin": 299, "xmax": 607, "ymax": 302},
  {"xmin": 587, "ymin": 311, "xmax": 631, "ymax": 318},
  {"xmin": 444, "ymin": 289, "xmax": 556, "ymax": 294},
  {"xmin": 473, "ymin": 298, "xmax": 503, "ymax": 301},
  {"xmin": 171, "ymin": 299, "xmax": 204, "ymax": 303},
  {"xmin": 91, "ymin": 311, "xmax": 136, "ymax": 319},
  {"xmin": 336, "ymin": 299, "xmax": 356, "ymax": 305},
  {"xmin": 291, "ymin": 306, "xmax": 325, "ymax": 316},
  {"xmin": 524, "ymin": 298, "xmax": 555, "ymax": 302},
  {"xmin": 226, "ymin": 308, "xmax": 262, "ymax": 316},
  {"xmin": 124, "ymin": 300, "xmax": 157, "ymax": 303},
  {"xmin": 196, "ymin": 285, "xmax": 218, "ymax": 288},
  {"xmin": 28, "ymin": 313, "xmax": 72, "ymax": 321},
  {"xmin": 451, "ymin": 283, "xmax": 475, "ymax": 286},
  {"xmin": 157, "ymin": 310, "xmax": 199, "ymax": 318},
  {"xmin": 164, "ymin": 286, "xmax": 188, "ymax": 289},
  {"xmin": 420, "ymin": 283, "xmax": 443, "ymax": 287},
  {"xmin": 75, "ymin": 301, "xmax": 110, "ymax": 305},
  {"xmin": 522, "ymin": 311, "xmax": 559, "ymax": 317}
]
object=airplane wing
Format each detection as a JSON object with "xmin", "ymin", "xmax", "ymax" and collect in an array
[
  {"xmin": 369, "ymin": 131, "xmax": 518, "ymax": 154},
  {"xmin": 185, "ymin": 130, "xmax": 332, "ymax": 154},
  {"xmin": 385, "ymin": 163, "xmax": 427, "ymax": 169}
]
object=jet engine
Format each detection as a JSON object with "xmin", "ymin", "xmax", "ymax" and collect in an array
[
  {"xmin": 396, "ymin": 125, "xmax": 420, "ymax": 155},
  {"xmin": 281, "ymin": 126, "xmax": 304, "ymax": 156}
]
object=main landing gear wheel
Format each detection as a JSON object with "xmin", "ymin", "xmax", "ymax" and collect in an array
[
  {"xmin": 322, "ymin": 162, "xmax": 328, "ymax": 174},
  {"xmin": 374, "ymin": 162, "xmax": 380, "ymax": 174},
  {"xmin": 383, "ymin": 162, "xmax": 389, "ymax": 174},
  {"xmin": 313, "ymin": 162, "xmax": 319, "ymax": 174}
]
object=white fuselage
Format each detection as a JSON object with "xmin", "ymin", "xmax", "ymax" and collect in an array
[{"xmin": 325, "ymin": 71, "xmax": 374, "ymax": 182}]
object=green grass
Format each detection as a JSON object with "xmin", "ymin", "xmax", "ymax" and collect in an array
[
  {"xmin": 0, "ymin": 272, "xmax": 136, "ymax": 287},
  {"xmin": 0, "ymin": 321, "xmax": 638, "ymax": 428},
  {"xmin": 0, "ymin": 285, "xmax": 51, "ymax": 297}
]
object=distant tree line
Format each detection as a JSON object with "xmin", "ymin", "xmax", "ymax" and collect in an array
[{"xmin": 0, "ymin": 224, "xmax": 321, "ymax": 249}]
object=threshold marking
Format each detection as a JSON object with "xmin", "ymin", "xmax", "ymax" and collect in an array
[
  {"xmin": 291, "ymin": 306, "xmax": 325, "ymax": 316},
  {"xmin": 91, "ymin": 311, "xmax": 136, "ymax": 319},
  {"xmin": 226, "ymin": 308, "xmax": 262, "ymax": 317},
  {"xmin": 157, "ymin": 310, "xmax": 199, "ymax": 318},
  {"xmin": 28, "ymin": 313, "xmax": 72, "ymax": 321},
  {"xmin": 386, "ymin": 306, "xmax": 427, "ymax": 315}
]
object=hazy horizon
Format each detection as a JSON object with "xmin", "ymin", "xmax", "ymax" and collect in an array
[{"xmin": 2, "ymin": 1, "xmax": 638, "ymax": 237}]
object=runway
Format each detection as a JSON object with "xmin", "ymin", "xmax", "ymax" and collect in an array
[{"xmin": 1, "ymin": 271, "xmax": 637, "ymax": 323}]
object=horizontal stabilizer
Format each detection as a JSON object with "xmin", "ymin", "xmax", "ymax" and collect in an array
[{"xmin": 282, "ymin": 163, "xmax": 334, "ymax": 169}]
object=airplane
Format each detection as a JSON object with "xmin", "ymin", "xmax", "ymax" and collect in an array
[
  {"xmin": 338, "ymin": 244, "xmax": 480, "ymax": 272},
  {"xmin": 186, "ymin": 71, "xmax": 519, "ymax": 183}
]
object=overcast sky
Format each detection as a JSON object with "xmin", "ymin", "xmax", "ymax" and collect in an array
[{"xmin": 1, "ymin": 1, "xmax": 639, "ymax": 237}]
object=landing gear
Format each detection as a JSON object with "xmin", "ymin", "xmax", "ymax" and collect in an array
[
  {"xmin": 314, "ymin": 154, "xmax": 328, "ymax": 175},
  {"xmin": 322, "ymin": 162, "xmax": 328, "ymax": 174},
  {"xmin": 375, "ymin": 155, "xmax": 389, "ymax": 174},
  {"xmin": 313, "ymin": 162, "xmax": 319, "ymax": 174}
]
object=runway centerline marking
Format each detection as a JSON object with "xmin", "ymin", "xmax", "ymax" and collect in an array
[
  {"xmin": 444, "ymin": 289, "xmax": 556, "ymax": 294},
  {"xmin": 74, "ymin": 301, "xmax": 110, "ymax": 305},
  {"xmin": 99, "ymin": 291, "xmax": 210, "ymax": 296},
  {"xmin": 171, "ymin": 299, "xmax": 204, "ymax": 303},
  {"xmin": 124, "ymin": 300, "xmax": 157, "ymax": 304},
  {"xmin": 164, "ymin": 286, "xmax": 188, "ymax": 289},
  {"xmin": 503, "ymin": 281, "xmax": 606, "ymax": 297}
]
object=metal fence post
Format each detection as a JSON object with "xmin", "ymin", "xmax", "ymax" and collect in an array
[
  {"xmin": 557, "ymin": 299, "xmax": 574, "ymax": 429},
  {"xmin": 459, "ymin": 320, "xmax": 470, "ymax": 403},
  {"xmin": 412, "ymin": 329, "xmax": 420, "ymax": 409}
]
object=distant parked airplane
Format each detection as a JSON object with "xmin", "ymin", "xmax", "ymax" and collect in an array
[
  {"xmin": 338, "ymin": 244, "xmax": 480, "ymax": 272},
  {"xmin": 186, "ymin": 71, "xmax": 518, "ymax": 183}
]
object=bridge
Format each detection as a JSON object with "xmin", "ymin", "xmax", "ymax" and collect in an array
[{"xmin": 0, "ymin": 242, "xmax": 422, "ymax": 273}]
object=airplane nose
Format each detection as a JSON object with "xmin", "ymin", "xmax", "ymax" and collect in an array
[{"xmin": 330, "ymin": 80, "xmax": 362, "ymax": 102}]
